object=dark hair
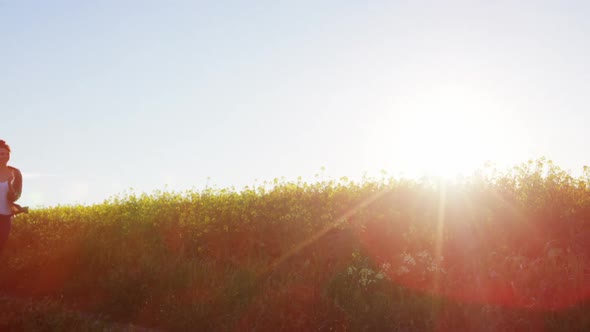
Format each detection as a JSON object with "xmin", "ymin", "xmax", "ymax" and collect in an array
[{"xmin": 0, "ymin": 140, "xmax": 10, "ymax": 153}]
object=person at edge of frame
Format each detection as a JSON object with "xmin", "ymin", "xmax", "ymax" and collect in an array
[{"xmin": 0, "ymin": 139, "xmax": 24, "ymax": 253}]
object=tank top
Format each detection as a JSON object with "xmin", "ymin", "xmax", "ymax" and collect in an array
[{"xmin": 0, "ymin": 181, "xmax": 11, "ymax": 216}]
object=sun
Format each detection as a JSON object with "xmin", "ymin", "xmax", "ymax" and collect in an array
[
  {"xmin": 400, "ymin": 110, "xmax": 485, "ymax": 179},
  {"xmin": 366, "ymin": 84, "xmax": 516, "ymax": 180}
]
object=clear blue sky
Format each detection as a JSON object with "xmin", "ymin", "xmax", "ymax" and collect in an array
[{"xmin": 2, "ymin": 1, "xmax": 590, "ymax": 207}]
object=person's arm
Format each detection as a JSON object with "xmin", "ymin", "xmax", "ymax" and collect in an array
[{"xmin": 7, "ymin": 167, "xmax": 22, "ymax": 202}]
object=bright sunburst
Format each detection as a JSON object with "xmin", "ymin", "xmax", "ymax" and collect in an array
[
  {"xmin": 398, "ymin": 108, "xmax": 486, "ymax": 179},
  {"xmin": 366, "ymin": 83, "xmax": 517, "ymax": 179}
]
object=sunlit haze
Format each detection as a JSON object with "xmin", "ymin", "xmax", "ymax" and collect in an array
[{"xmin": 3, "ymin": 1, "xmax": 590, "ymax": 206}]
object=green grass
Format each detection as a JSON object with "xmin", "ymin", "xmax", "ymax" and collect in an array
[{"xmin": 0, "ymin": 158, "xmax": 589, "ymax": 331}]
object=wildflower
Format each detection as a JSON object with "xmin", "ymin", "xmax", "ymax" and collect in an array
[
  {"xmin": 403, "ymin": 253, "xmax": 416, "ymax": 266},
  {"xmin": 417, "ymin": 250, "xmax": 429, "ymax": 259},
  {"xmin": 359, "ymin": 268, "xmax": 374, "ymax": 276},
  {"xmin": 396, "ymin": 266, "xmax": 410, "ymax": 275},
  {"xmin": 347, "ymin": 266, "xmax": 355, "ymax": 275}
]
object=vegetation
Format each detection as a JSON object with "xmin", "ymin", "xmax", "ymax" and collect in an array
[{"xmin": 1, "ymin": 158, "xmax": 589, "ymax": 331}]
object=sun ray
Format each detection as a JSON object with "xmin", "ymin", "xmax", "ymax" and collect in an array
[
  {"xmin": 259, "ymin": 187, "xmax": 391, "ymax": 280},
  {"xmin": 434, "ymin": 180, "xmax": 446, "ymax": 295}
]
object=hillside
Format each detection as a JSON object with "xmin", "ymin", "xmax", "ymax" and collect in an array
[{"xmin": 1, "ymin": 159, "xmax": 589, "ymax": 331}]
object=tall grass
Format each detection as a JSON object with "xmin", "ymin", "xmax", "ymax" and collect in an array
[{"xmin": 1, "ymin": 158, "xmax": 589, "ymax": 331}]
